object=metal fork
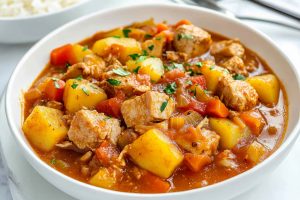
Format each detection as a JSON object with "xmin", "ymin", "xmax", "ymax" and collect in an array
[{"xmin": 172, "ymin": 0, "xmax": 300, "ymax": 31}]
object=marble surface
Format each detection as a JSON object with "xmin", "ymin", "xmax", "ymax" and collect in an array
[{"xmin": 0, "ymin": 0, "xmax": 300, "ymax": 199}]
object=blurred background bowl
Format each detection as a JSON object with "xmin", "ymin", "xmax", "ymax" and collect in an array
[{"xmin": 0, "ymin": 0, "xmax": 97, "ymax": 44}]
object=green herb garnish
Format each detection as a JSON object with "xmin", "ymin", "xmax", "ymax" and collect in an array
[
  {"xmin": 123, "ymin": 29, "xmax": 131, "ymax": 37},
  {"xmin": 144, "ymin": 34, "xmax": 152, "ymax": 39},
  {"xmin": 112, "ymin": 67, "xmax": 131, "ymax": 76},
  {"xmin": 142, "ymin": 50, "xmax": 148, "ymax": 56},
  {"xmin": 107, "ymin": 79, "xmax": 121, "ymax": 86},
  {"xmin": 164, "ymin": 62, "xmax": 185, "ymax": 71},
  {"xmin": 82, "ymin": 87, "xmax": 89, "ymax": 96},
  {"xmin": 164, "ymin": 82, "xmax": 177, "ymax": 94},
  {"xmin": 75, "ymin": 75, "xmax": 83, "ymax": 81},
  {"xmin": 209, "ymin": 66, "xmax": 215, "ymax": 70},
  {"xmin": 155, "ymin": 37, "xmax": 161, "ymax": 41},
  {"xmin": 177, "ymin": 33, "xmax": 193, "ymax": 40},
  {"xmin": 50, "ymin": 158, "xmax": 56, "ymax": 165},
  {"xmin": 65, "ymin": 62, "xmax": 71, "ymax": 68},
  {"xmin": 133, "ymin": 66, "xmax": 141, "ymax": 74},
  {"xmin": 137, "ymin": 55, "xmax": 147, "ymax": 63},
  {"xmin": 233, "ymin": 74, "xmax": 246, "ymax": 80},
  {"xmin": 186, "ymin": 80, "xmax": 193, "ymax": 85},
  {"xmin": 112, "ymin": 36, "xmax": 121, "ymax": 38},
  {"xmin": 187, "ymin": 69, "xmax": 195, "ymax": 76},
  {"xmin": 54, "ymin": 80, "xmax": 60, "ymax": 89},
  {"xmin": 82, "ymin": 45, "xmax": 88, "ymax": 52},
  {"xmin": 148, "ymin": 45, "xmax": 154, "ymax": 51},
  {"xmin": 129, "ymin": 53, "xmax": 139, "ymax": 60},
  {"xmin": 71, "ymin": 83, "xmax": 78, "ymax": 89},
  {"xmin": 160, "ymin": 101, "xmax": 168, "ymax": 112},
  {"xmin": 195, "ymin": 62, "xmax": 203, "ymax": 68}
]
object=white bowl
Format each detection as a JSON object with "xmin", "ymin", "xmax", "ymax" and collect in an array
[
  {"xmin": 0, "ymin": 0, "xmax": 95, "ymax": 44},
  {"xmin": 5, "ymin": 3, "xmax": 300, "ymax": 200}
]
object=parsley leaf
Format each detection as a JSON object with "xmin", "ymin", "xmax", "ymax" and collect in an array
[
  {"xmin": 142, "ymin": 50, "xmax": 148, "ymax": 56},
  {"xmin": 82, "ymin": 45, "xmax": 88, "ymax": 52},
  {"xmin": 160, "ymin": 101, "xmax": 168, "ymax": 112},
  {"xmin": 50, "ymin": 158, "xmax": 56, "ymax": 165},
  {"xmin": 144, "ymin": 34, "xmax": 152, "ymax": 39},
  {"xmin": 177, "ymin": 33, "xmax": 193, "ymax": 40},
  {"xmin": 164, "ymin": 82, "xmax": 177, "ymax": 94},
  {"xmin": 133, "ymin": 66, "xmax": 141, "ymax": 74},
  {"xmin": 107, "ymin": 79, "xmax": 121, "ymax": 86},
  {"xmin": 137, "ymin": 55, "xmax": 147, "ymax": 63},
  {"xmin": 123, "ymin": 29, "xmax": 131, "ymax": 37},
  {"xmin": 195, "ymin": 62, "xmax": 203, "ymax": 68},
  {"xmin": 112, "ymin": 67, "xmax": 131, "ymax": 76},
  {"xmin": 129, "ymin": 53, "xmax": 139, "ymax": 60},
  {"xmin": 65, "ymin": 62, "xmax": 71, "ymax": 68},
  {"xmin": 155, "ymin": 37, "xmax": 162, "ymax": 41},
  {"xmin": 233, "ymin": 74, "xmax": 246, "ymax": 80},
  {"xmin": 53, "ymin": 80, "xmax": 60, "ymax": 89},
  {"xmin": 112, "ymin": 36, "xmax": 121, "ymax": 38},
  {"xmin": 75, "ymin": 75, "xmax": 83, "ymax": 81},
  {"xmin": 187, "ymin": 69, "xmax": 195, "ymax": 76},
  {"xmin": 164, "ymin": 62, "xmax": 185, "ymax": 71},
  {"xmin": 148, "ymin": 45, "xmax": 154, "ymax": 51},
  {"xmin": 71, "ymin": 82, "xmax": 78, "ymax": 89},
  {"xmin": 186, "ymin": 80, "xmax": 193, "ymax": 85}
]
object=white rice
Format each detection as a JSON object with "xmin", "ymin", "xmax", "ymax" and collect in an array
[{"xmin": 0, "ymin": 0, "xmax": 82, "ymax": 17}]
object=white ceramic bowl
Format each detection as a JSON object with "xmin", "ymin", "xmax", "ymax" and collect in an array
[
  {"xmin": 5, "ymin": 3, "xmax": 300, "ymax": 200},
  {"xmin": 0, "ymin": 0, "xmax": 95, "ymax": 44}
]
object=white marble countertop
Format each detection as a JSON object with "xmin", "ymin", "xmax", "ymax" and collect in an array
[{"xmin": 0, "ymin": 0, "xmax": 299, "ymax": 199}]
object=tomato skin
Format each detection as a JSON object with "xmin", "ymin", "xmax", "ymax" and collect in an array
[
  {"xmin": 50, "ymin": 44, "xmax": 75, "ymax": 66},
  {"xmin": 162, "ymin": 69, "xmax": 185, "ymax": 83},
  {"xmin": 45, "ymin": 79, "xmax": 65, "ymax": 102},
  {"xmin": 191, "ymin": 75, "xmax": 207, "ymax": 90},
  {"xmin": 178, "ymin": 99, "xmax": 207, "ymax": 115},
  {"xmin": 95, "ymin": 140, "xmax": 119, "ymax": 166}
]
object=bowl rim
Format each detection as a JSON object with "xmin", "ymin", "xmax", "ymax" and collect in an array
[
  {"xmin": 5, "ymin": 2, "xmax": 300, "ymax": 198},
  {"xmin": 0, "ymin": 0, "xmax": 92, "ymax": 21}
]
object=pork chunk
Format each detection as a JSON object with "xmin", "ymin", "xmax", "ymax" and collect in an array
[
  {"xmin": 173, "ymin": 24, "xmax": 212, "ymax": 58},
  {"xmin": 121, "ymin": 91, "xmax": 175, "ymax": 127},
  {"xmin": 216, "ymin": 75, "xmax": 258, "ymax": 111},
  {"xmin": 68, "ymin": 110, "xmax": 121, "ymax": 150},
  {"xmin": 220, "ymin": 56, "xmax": 247, "ymax": 76},
  {"xmin": 210, "ymin": 40, "xmax": 245, "ymax": 58}
]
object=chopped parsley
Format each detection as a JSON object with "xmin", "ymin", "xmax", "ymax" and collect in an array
[
  {"xmin": 144, "ymin": 34, "xmax": 152, "ymax": 39},
  {"xmin": 155, "ymin": 37, "xmax": 162, "ymax": 41},
  {"xmin": 164, "ymin": 62, "xmax": 185, "ymax": 71},
  {"xmin": 160, "ymin": 101, "xmax": 168, "ymax": 112},
  {"xmin": 65, "ymin": 62, "xmax": 71, "ymax": 68},
  {"xmin": 177, "ymin": 33, "xmax": 193, "ymax": 40},
  {"xmin": 187, "ymin": 69, "xmax": 195, "ymax": 76},
  {"xmin": 233, "ymin": 74, "xmax": 246, "ymax": 80},
  {"xmin": 209, "ymin": 66, "xmax": 215, "ymax": 70},
  {"xmin": 164, "ymin": 82, "xmax": 177, "ymax": 94},
  {"xmin": 107, "ymin": 79, "xmax": 121, "ymax": 86},
  {"xmin": 148, "ymin": 45, "xmax": 154, "ymax": 51},
  {"xmin": 82, "ymin": 45, "xmax": 88, "ymax": 52},
  {"xmin": 75, "ymin": 75, "xmax": 83, "ymax": 81},
  {"xmin": 112, "ymin": 36, "xmax": 121, "ymax": 38},
  {"xmin": 195, "ymin": 62, "xmax": 203, "ymax": 68},
  {"xmin": 50, "ymin": 158, "xmax": 56, "ymax": 165},
  {"xmin": 123, "ymin": 29, "xmax": 131, "ymax": 37},
  {"xmin": 53, "ymin": 80, "xmax": 60, "ymax": 89},
  {"xmin": 129, "ymin": 53, "xmax": 139, "ymax": 60},
  {"xmin": 142, "ymin": 50, "xmax": 148, "ymax": 56},
  {"xmin": 71, "ymin": 82, "xmax": 78, "ymax": 89},
  {"xmin": 204, "ymin": 89, "xmax": 209, "ymax": 94},
  {"xmin": 133, "ymin": 66, "xmax": 141, "ymax": 74},
  {"xmin": 112, "ymin": 67, "xmax": 131, "ymax": 76},
  {"xmin": 137, "ymin": 55, "xmax": 147, "ymax": 63},
  {"xmin": 186, "ymin": 80, "xmax": 193, "ymax": 85},
  {"xmin": 82, "ymin": 87, "xmax": 89, "ymax": 96}
]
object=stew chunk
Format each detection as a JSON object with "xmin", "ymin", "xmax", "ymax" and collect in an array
[
  {"xmin": 210, "ymin": 40, "xmax": 245, "ymax": 58},
  {"xmin": 68, "ymin": 110, "xmax": 121, "ymax": 150},
  {"xmin": 121, "ymin": 91, "xmax": 175, "ymax": 127},
  {"xmin": 216, "ymin": 75, "xmax": 258, "ymax": 111},
  {"xmin": 173, "ymin": 24, "xmax": 212, "ymax": 58}
]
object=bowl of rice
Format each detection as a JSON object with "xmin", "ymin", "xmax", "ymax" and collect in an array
[{"xmin": 0, "ymin": 0, "xmax": 95, "ymax": 43}]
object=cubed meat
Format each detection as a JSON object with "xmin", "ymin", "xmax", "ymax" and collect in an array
[
  {"xmin": 210, "ymin": 40, "xmax": 245, "ymax": 58},
  {"xmin": 121, "ymin": 91, "xmax": 175, "ymax": 127},
  {"xmin": 216, "ymin": 75, "xmax": 258, "ymax": 111},
  {"xmin": 173, "ymin": 24, "xmax": 212, "ymax": 58},
  {"xmin": 62, "ymin": 54, "xmax": 106, "ymax": 80},
  {"xmin": 219, "ymin": 56, "xmax": 248, "ymax": 76},
  {"xmin": 68, "ymin": 110, "xmax": 121, "ymax": 150}
]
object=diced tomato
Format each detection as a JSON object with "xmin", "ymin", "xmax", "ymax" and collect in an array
[
  {"xmin": 240, "ymin": 111, "xmax": 265, "ymax": 136},
  {"xmin": 140, "ymin": 171, "xmax": 170, "ymax": 193},
  {"xmin": 174, "ymin": 19, "xmax": 192, "ymax": 28},
  {"xmin": 184, "ymin": 153, "xmax": 212, "ymax": 172},
  {"xmin": 206, "ymin": 99, "xmax": 229, "ymax": 118},
  {"xmin": 156, "ymin": 23, "xmax": 169, "ymax": 33},
  {"xmin": 96, "ymin": 91, "xmax": 125, "ymax": 118},
  {"xmin": 178, "ymin": 99, "xmax": 207, "ymax": 115},
  {"xmin": 190, "ymin": 75, "xmax": 207, "ymax": 90},
  {"xmin": 50, "ymin": 44, "xmax": 75, "ymax": 66},
  {"xmin": 44, "ymin": 79, "xmax": 65, "ymax": 102},
  {"xmin": 95, "ymin": 140, "xmax": 119, "ymax": 166},
  {"xmin": 162, "ymin": 69, "xmax": 185, "ymax": 83}
]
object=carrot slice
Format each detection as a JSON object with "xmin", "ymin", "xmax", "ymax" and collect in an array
[
  {"xmin": 50, "ymin": 44, "xmax": 75, "ymax": 66},
  {"xmin": 184, "ymin": 153, "xmax": 212, "ymax": 172},
  {"xmin": 174, "ymin": 19, "xmax": 192, "ymax": 28},
  {"xmin": 44, "ymin": 79, "xmax": 65, "ymax": 102},
  {"xmin": 156, "ymin": 23, "xmax": 169, "ymax": 33},
  {"xmin": 140, "ymin": 171, "xmax": 170, "ymax": 193},
  {"xmin": 240, "ymin": 111, "xmax": 265, "ymax": 136},
  {"xmin": 206, "ymin": 99, "xmax": 229, "ymax": 118}
]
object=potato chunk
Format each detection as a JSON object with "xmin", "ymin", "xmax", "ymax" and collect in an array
[
  {"xmin": 63, "ymin": 79, "xmax": 107, "ymax": 113},
  {"xmin": 127, "ymin": 57, "xmax": 164, "ymax": 82},
  {"xmin": 200, "ymin": 65, "xmax": 228, "ymax": 93},
  {"xmin": 245, "ymin": 141, "xmax": 267, "ymax": 164},
  {"xmin": 89, "ymin": 168, "xmax": 116, "ymax": 189},
  {"xmin": 209, "ymin": 118, "xmax": 243, "ymax": 149},
  {"xmin": 127, "ymin": 129, "xmax": 183, "ymax": 178},
  {"xmin": 246, "ymin": 74, "xmax": 279, "ymax": 105},
  {"xmin": 22, "ymin": 106, "xmax": 68, "ymax": 152},
  {"xmin": 92, "ymin": 37, "xmax": 141, "ymax": 64}
]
